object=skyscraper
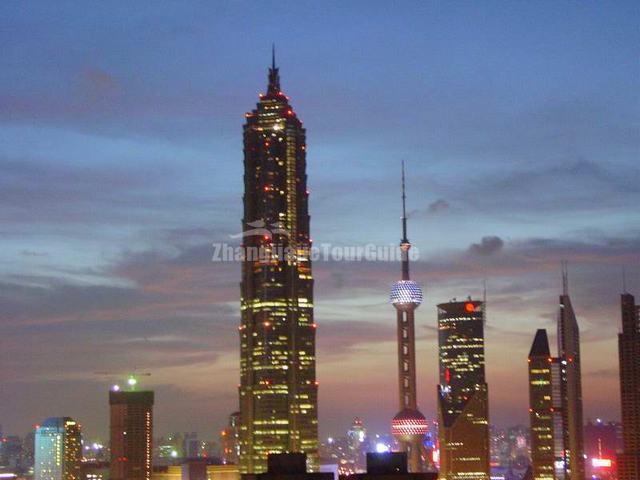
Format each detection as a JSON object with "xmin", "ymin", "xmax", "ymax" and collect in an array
[
  {"xmin": 528, "ymin": 329, "xmax": 565, "ymax": 480},
  {"xmin": 617, "ymin": 292, "xmax": 640, "ymax": 480},
  {"xmin": 557, "ymin": 265, "xmax": 585, "ymax": 480},
  {"xmin": 238, "ymin": 49, "xmax": 318, "ymax": 473},
  {"xmin": 437, "ymin": 299, "xmax": 490, "ymax": 480},
  {"xmin": 389, "ymin": 163, "xmax": 428, "ymax": 473},
  {"xmin": 34, "ymin": 417, "xmax": 81, "ymax": 480},
  {"xmin": 109, "ymin": 386, "xmax": 154, "ymax": 480}
]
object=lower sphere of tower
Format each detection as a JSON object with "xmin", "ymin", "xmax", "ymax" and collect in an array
[{"xmin": 391, "ymin": 408, "xmax": 428, "ymax": 443}]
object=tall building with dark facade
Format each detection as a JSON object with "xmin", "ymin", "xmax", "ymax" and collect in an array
[
  {"xmin": 238, "ymin": 51, "xmax": 318, "ymax": 473},
  {"xmin": 389, "ymin": 163, "xmax": 428, "ymax": 473},
  {"xmin": 557, "ymin": 268, "xmax": 585, "ymax": 480},
  {"xmin": 528, "ymin": 329, "xmax": 565, "ymax": 480},
  {"xmin": 34, "ymin": 417, "xmax": 81, "ymax": 480},
  {"xmin": 617, "ymin": 292, "xmax": 640, "ymax": 480},
  {"xmin": 109, "ymin": 388, "xmax": 154, "ymax": 480},
  {"xmin": 437, "ymin": 299, "xmax": 490, "ymax": 480}
]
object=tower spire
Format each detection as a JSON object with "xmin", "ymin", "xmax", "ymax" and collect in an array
[
  {"xmin": 401, "ymin": 160, "xmax": 408, "ymax": 244},
  {"xmin": 267, "ymin": 44, "xmax": 280, "ymax": 95},
  {"xmin": 561, "ymin": 260, "xmax": 569, "ymax": 296}
]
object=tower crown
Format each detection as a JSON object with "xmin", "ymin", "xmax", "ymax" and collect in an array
[{"xmin": 267, "ymin": 44, "xmax": 281, "ymax": 95}]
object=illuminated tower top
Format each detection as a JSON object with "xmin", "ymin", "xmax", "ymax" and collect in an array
[{"xmin": 390, "ymin": 162, "xmax": 423, "ymax": 309}]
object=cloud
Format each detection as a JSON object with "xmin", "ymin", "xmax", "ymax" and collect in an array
[
  {"xmin": 426, "ymin": 198, "xmax": 450, "ymax": 215},
  {"xmin": 469, "ymin": 236, "xmax": 504, "ymax": 256}
]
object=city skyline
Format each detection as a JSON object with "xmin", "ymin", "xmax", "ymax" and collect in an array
[{"xmin": 1, "ymin": 0, "xmax": 639, "ymax": 446}]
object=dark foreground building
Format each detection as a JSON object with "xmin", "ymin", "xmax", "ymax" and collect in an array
[
  {"xmin": 238, "ymin": 51, "xmax": 318, "ymax": 473},
  {"xmin": 617, "ymin": 292, "xmax": 640, "ymax": 480},
  {"xmin": 350, "ymin": 453, "xmax": 437, "ymax": 480},
  {"xmin": 109, "ymin": 389, "xmax": 154, "ymax": 480},
  {"xmin": 242, "ymin": 453, "xmax": 331, "ymax": 480},
  {"xmin": 437, "ymin": 299, "xmax": 490, "ymax": 480}
]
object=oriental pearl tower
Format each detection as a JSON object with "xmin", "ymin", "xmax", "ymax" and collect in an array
[{"xmin": 389, "ymin": 162, "xmax": 428, "ymax": 472}]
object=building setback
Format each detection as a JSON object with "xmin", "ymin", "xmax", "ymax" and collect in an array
[
  {"xmin": 238, "ymin": 50, "xmax": 318, "ymax": 473},
  {"xmin": 437, "ymin": 299, "xmax": 490, "ymax": 480},
  {"xmin": 617, "ymin": 292, "xmax": 640, "ymax": 480},
  {"xmin": 109, "ymin": 389, "xmax": 154, "ymax": 480}
]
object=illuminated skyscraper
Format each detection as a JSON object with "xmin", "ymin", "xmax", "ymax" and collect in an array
[
  {"xmin": 34, "ymin": 417, "xmax": 81, "ymax": 480},
  {"xmin": 437, "ymin": 299, "xmax": 490, "ymax": 480},
  {"xmin": 238, "ymin": 49, "xmax": 318, "ymax": 473},
  {"xmin": 617, "ymin": 292, "xmax": 640, "ymax": 480},
  {"xmin": 528, "ymin": 329, "xmax": 565, "ymax": 480},
  {"xmin": 109, "ymin": 384, "xmax": 154, "ymax": 480},
  {"xmin": 389, "ymin": 163, "xmax": 428, "ymax": 473},
  {"xmin": 557, "ymin": 265, "xmax": 585, "ymax": 480}
]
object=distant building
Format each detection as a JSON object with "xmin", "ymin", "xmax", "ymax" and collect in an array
[
  {"xmin": 221, "ymin": 412, "xmax": 241, "ymax": 465},
  {"xmin": 584, "ymin": 419, "xmax": 620, "ymax": 480},
  {"xmin": 437, "ymin": 299, "xmax": 490, "ymax": 480},
  {"xmin": 109, "ymin": 387, "xmax": 154, "ymax": 480},
  {"xmin": 350, "ymin": 452, "xmax": 437, "ymax": 480},
  {"xmin": 346, "ymin": 418, "xmax": 368, "ymax": 472},
  {"xmin": 617, "ymin": 292, "xmax": 640, "ymax": 480},
  {"xmin": 34, "ymin": 417, "xmax": 81, "ymax": 480},
  {"xmin": 81, "ymin": 460, "xmax": 109, "ymax": 480}
]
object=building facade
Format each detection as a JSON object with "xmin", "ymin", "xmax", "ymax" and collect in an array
[
  {"xmin": 238, "ymin": 51, "xmax": 318, "ymax": 473},
  {"xmin": 437, "ymin": 300, "xmax": 490, "ymax": 480},
  {"xmin": 109, "ymin": 389, "xmax": 154, "ymax": 480},
  {"xmin": 556, "ymin": 271, "xmax": 585, "ymax": 480},
  {"xmin": 528, "ymin": 329, "xmax": 565, "ymax": 480},
  {"xmin": 617, "ymin": 292, "xmax": 640, "ymax": 480},
  {"xmin": 34, "ymin": 417, "xmax": 81, "ymax": 480}
]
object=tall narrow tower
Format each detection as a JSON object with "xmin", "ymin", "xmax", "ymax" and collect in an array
[
  {"xmin": 239, "ymin": 50, "xmax": 318, "ymax": 474},
  {"xmin": 557, "ymin": 263, "xmax": 585, "ymax": 480},
  {"xmin": 389, "ymin": 162, "xmax": 428, "ymax": 473},
  {"xmin": 617, "ymin": 291, "xmax": 640, "ymax": 480}
]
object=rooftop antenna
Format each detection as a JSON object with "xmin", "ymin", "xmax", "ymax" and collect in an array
[
  {"xmin": 561, "ymin": 260, "xmax": 569, "ymax": 296},
  {"xmin": 483, "ymin": 278, "xmax": 487, "ymax": 325},
  {"xmin": 401, "ymin": 160, "xmax": 408, "ymax": 244},
  {"xmin": 272, "ymin": 43, "xmax": 276, "ymax": 70}
]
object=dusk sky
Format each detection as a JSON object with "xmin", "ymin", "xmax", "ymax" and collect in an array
[{"xmin": 1, "ymin": 1, "xmax": 639, "ymax": 444}]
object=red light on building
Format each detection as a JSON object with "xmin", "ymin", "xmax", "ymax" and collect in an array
[
  {"xmin": 464, "ymin": 302, "xmax": 475, "ymax": 313},
  {"xmin": 591, "ymin": 458, "xmax": 612, "ymax": 468}
]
